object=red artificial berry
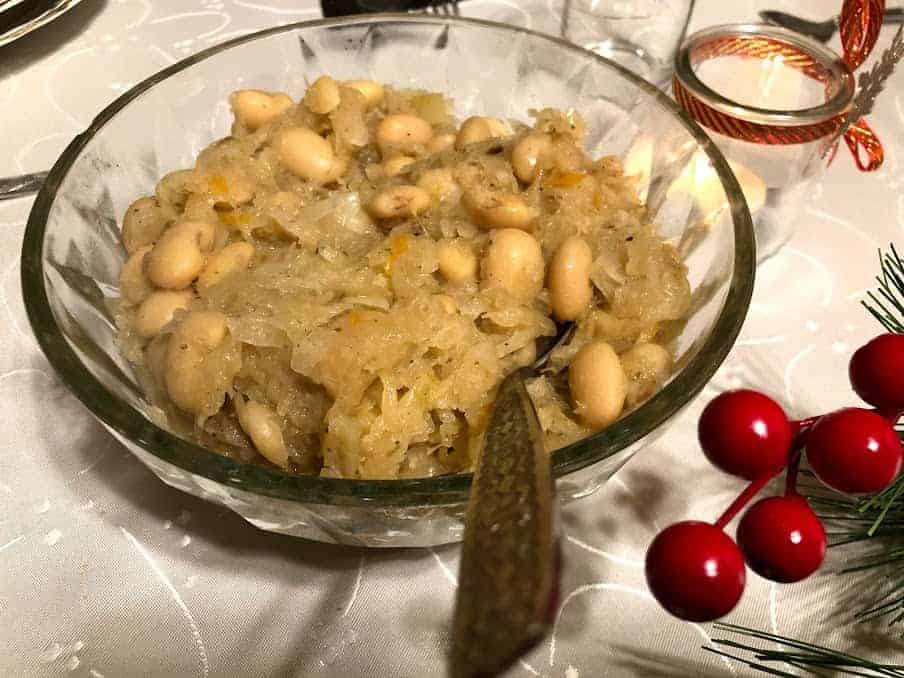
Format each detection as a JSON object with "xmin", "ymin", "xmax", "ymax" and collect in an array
[
  {"xmin": 699, "ymin": 390, "xmax": 793, "ymax": 480},
  {"xmin": 850, "ymin": 333, "xmax": 904, "ymax": 414},
  {"xmin": 737, "ymin": 496, "xmax": 827, "ymax": 583},
  {"xmin": 806, "ymin": 407, "xmax": 903, "ymax": 494},
  {"xmin": 645, "ymin": 521, "xmax": 746, "ymax": 622}
]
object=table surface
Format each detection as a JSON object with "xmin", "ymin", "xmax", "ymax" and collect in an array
[{"xmin": 2, "ymin": 0, "xmax": 904, "ymax": 676}]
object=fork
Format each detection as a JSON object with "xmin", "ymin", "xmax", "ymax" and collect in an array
[
  {"xmin": 0, "ymin": 171, "xmax": 48, "ymax": 201},
  {"xmin": 320, "ymin": 0, "xmax": 460, "ymax": 17},
  {"xmin": 422, "ymin": 0, "xmax": 459, "ymax": 16},
  {"xmin": 759, "ymin": 7, "xmax": 904, "ymax": 43},
  {"xmin": 0, "ymin": 0, "xmax": 31, "ymax": 11},
  {"xmin": 420, "ymin": 0, "xmax": 459, "ymax": 48}
]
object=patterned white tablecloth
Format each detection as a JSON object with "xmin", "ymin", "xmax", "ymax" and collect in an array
[{"xmin": 2, "ymin": 0, "xmax": 904, "ymax": 675}]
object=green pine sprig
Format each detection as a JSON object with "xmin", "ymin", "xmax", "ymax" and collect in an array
[
  {"xmin": 699, "ymin": 246, "xmax": 904, "ymax": 676},
  {"xmin": 791, "ymin": 245, "xmax": 904, "ymax": 628},
  {"xmin": 803, "ymin": 470, "xmax": 904, "ymax": 627},
  {"xmin": 863, "ymin": 245, "xmax": 904, "ymax": 334},
  {"xmin": 705, "ymin": 623, "xmax": 904, "ymax": 676}
]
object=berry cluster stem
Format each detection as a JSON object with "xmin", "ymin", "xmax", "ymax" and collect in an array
[
  {"xmin": 784, "ymin": 417, "xmax": 818, "ymax": 498},
  {"xmin": 714, "ymin": 471, "xmax": 779, "ymax": 529},
  {"xmin": 790, "ymin": 416, "xmax": 819, "ymax": 438},
  {"xmin": 784, "ymin": 451, "xmax": 802, "ymax": 497},
  {"xmin": 714, "ymin": 416, "xmax": 816, "ymax": 529},
  {"xmin": 714, "ymin": 406, "xmax": 903, "ymax": 531}
]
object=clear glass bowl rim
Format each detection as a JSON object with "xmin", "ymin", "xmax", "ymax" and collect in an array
[
  {"xmin": 21, "ymin": 14, "xmax": 756, "ymax": 507},
  {"xmin": 674, "ymin": 22, "xmax": 855, "ymax": 128}
]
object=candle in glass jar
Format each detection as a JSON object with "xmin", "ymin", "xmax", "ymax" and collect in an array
[
  {"xmin": 669, "ymin": 151, "xmax": 766, "ymax": 222},
  {"xmin": 674, "ymin": 23, "xmax": 860, "ymax": 260},
  {"xmin": 623, "ymin": 135, "xmax": 654, "ymax": 202}
]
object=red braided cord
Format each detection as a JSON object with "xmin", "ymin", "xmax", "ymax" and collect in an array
[
  {"xmin": 674, "ymin": 5, "xmax": 887, "ymax": 171},
  {"xmin": 844, "ymin": 118, "xmax": 884, "ymax": 170},
  {"xmin": 690, "ymin": 36, "xmax": 830, "ymax": 82},
  {"xmin": 840, "ymin": 0, "xmax": 885, "ymax": 69}
]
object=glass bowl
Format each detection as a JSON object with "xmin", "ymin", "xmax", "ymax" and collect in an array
[{"xmin": 21, "ymin": 15, "xmax": 755, "ymax": 547}]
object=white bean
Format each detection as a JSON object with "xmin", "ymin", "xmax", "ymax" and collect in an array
[
  {"xmin": 568, "ymin": 340, "xmax": 626, "ymax": 429},
  {"xmin": 367, "ymin": 185, "xmax": 432, "ymax": 220},
  {"xmin": 197, "ymin": 242, "xmax": 255, "ymax": 291},
  {"xmin": 621, "ymin": 342, "xmax": 672, "ymax": 407},
  {"xmin": 455, "ymin": 116, "xmax": 511, "ymax": 149},
  {"xmin": 165, "ymin": 311, "xmax": 229, "ymax": 415},
  {"xmin": 512, "ymin": 133, "xmax": 553, "ymax": 183},
  {"xmin": 174, "ymin": 310, "xmax": 229, "ymax": 350},
  {"xmin": 376, "ymin": 114, "xmax": 433, "ymax": 153},
  {"xmin": 382, "ymin": 155, "xmax": 416, "ymax": 177},
  {"xmin": 122, "ymin": 197, "xmax": 167, "ymax": 254},
  {"xmin": 416, "ymin": 167, "xmax": 459, "ymax": 202},
  {"xmin": 155, "ymin": 169, "xmax": 197, "ymax": 210},
  {"xmin": 548, "ymin": 236, "xmax": 593, "ymax": 321},
  {"xmin": 237, "ymin": 399, "xmax": 289, "ymax": 468},
  {"xmin": 229, "ymin": 89, "xmax": 292, "ymax": 131},
  {"xmin": 482, "ymin": 228, "xmax": 544, "ymax": 303},
  {"xmin": 144, "ymin": 221, "xmax": 215, "ymax": 290},
  {"xmin": 437, "ymin": 239, "xmax": 477, "ymax": 285},
  {"xmin": 304, "ymin": 75, "xmax": 341, "ymax": 114},
  {"xmin": 343, "ymin": 80, "xmax": 384, "ymax": 108},
  {"xmin": 133, "ymin": 290, "xmax": 193, "ymax": 338},
  {"xmin": 279, "ymin": 127, "xmax": 345, "ymax": 183},
  {"xmin": 463, "ymin": 187, "xmax": 538, "ymax": 230},
  {"xmin": 120, "ymin": 245, "xmax": 154, "ymax": 305},
  {"xmin": 427, "ymin": 133, "xmax": 456, "ymax": 154}
]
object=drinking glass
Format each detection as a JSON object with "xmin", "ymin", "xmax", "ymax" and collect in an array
[{"xmin": 558, "ymin": 0, "xmax": 696, "ymax": 86}]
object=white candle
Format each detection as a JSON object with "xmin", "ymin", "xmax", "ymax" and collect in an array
[
  {"xmin": 669, "ymin": 151, "xmax": 766, "ymax": 222},
  {"xmin": 623, "ymin": 135, "xmax": 654, "ymax": 202}
]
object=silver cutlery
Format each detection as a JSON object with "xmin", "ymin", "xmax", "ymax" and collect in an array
[
  {"xmin": 451, "ymin": 325, "xmax": 570, "ymax": 678},
  {"xmin": 760, "ymin": 7, "xmax": 904, "ymax": 43},
  {"xmin": 423, "ymin": 0, "xmax": 459, "ymax": 16},
  {"xmin": 0, "ymin": 171, "xmax": 47, "ymax": 201},
  {"xmin": 320, "ymin": 0, "xmax": 460, "ymax": 17},
  {"xmin": 0, "ymin": 0, "xmax": 31, "ymax": 10}
]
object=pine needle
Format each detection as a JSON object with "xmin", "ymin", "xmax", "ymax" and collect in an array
[
  {"xmin": 803, "ymin": 244, "xmax": 904, "ymax": 628},
  {"xmin": 862, "ymin": 246, "xmax": 904, "ymax": 333},
  {"xmin": 695, "ymin": 241, "xmax": 904, "ymax": 674},
  {"xmin": 706, "ymin": 623, "xmax": 904, "ymax": 676},
  {"xmin": 692, "ymin": 246, "xmax": 904, "ymax": 677}
]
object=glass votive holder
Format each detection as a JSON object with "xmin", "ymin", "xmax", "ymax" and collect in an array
[{"xmin": 673, "ymin": 23, "xmax": 856, "ymax": 262}]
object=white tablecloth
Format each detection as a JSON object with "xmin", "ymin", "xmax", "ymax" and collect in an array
[{"xmin": 2, "ymin": 0, "xmax": 903, "ymax": 675}]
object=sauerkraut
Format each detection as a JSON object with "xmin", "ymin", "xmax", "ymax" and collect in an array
[{"xmin": 114, "ymin": 77, "xmax": 690, "ymax": 479}]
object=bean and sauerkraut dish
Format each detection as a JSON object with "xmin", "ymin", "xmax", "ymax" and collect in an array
[{"xmin": 114, "ymin": 76, "xmax": 691, "ymax": 479}]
